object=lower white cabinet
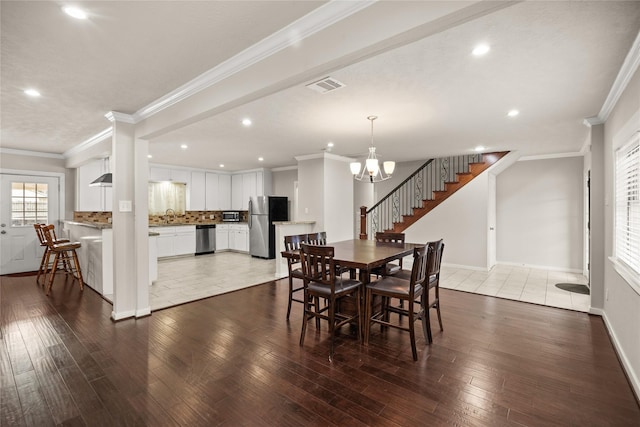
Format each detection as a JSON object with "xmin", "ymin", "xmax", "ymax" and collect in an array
[
  {"xmin": 229, "ymin": 224, "xmax": 249, "ymax": 252},
  {"xmin": 216, "ymin": 224, "xmax": 248, "ymax": 252},
  {"xmin": 155, "ymin": 226, "xmax": 196, "ymax": 258},
  {"xmin": 216, "ymin": 225, "xmax": 230, "ymax": 250}
]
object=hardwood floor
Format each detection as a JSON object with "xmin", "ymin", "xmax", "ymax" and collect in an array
[{"xmin": 2, "ymin": 272, "xmax": 639, "ymax": 426}]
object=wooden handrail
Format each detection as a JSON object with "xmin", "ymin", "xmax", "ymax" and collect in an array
[{"xmin": 366, "ymin": 159, "xmax": 433, "ymax": 214}]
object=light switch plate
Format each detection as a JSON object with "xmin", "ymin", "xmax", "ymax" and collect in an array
[{"xmin": 119, "ymin": 200, "xmax": 132, "ymax": 212}]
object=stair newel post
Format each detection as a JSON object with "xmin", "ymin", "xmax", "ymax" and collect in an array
[{"xmin": 359, "ymin": 206, "xmax": 368, "ymax": 240}]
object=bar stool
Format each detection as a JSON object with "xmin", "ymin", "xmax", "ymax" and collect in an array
[
  {"xmin": 41, "ymin": 224, "xmax": 84, "ymax": 296},
  {"xmin": 34, "ymin": 223, "xmax": 69, "ymax": 286}
]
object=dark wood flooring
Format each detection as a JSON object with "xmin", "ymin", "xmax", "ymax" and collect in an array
[{"xmin": 1, "ymin": 272, "xmax": 639, "ymax": 426}]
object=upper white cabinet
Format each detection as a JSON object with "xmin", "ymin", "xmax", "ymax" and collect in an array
[
  {"xmin": 231, "ymin": 170, "xmax": 272, "ymax": 210},
  {"xmin": 231, "ymin": 174, "xmax": 244, "ymax": 210},
  {"xmin": 218, "ymin": 174, "xmax": 231, "ymax": 210},
  {"xmin": 76, "ymin": 159, "xmax": 112, "ymax": 211},
  {"xmin": 190, "ymin": 171, "xmax": 206, "ymax": 211},
  {"xmin": 149, "ymin": 167, "xmax": 190, "ymax": 185},
  {"xmin": 205, "ymin": 172, "xmax": 219, "ymax": 210}
]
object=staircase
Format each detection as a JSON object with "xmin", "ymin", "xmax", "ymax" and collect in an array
[{"xmin": 360, "ymin": 151, "xmax": 508, "ymax": 238}]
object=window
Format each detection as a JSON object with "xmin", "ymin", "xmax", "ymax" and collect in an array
[
  {"xmin": 614, "ymin": 133, "xmax": 640, "ymax": 284},
  {"xmin": 11, "ymin": 182, "xmax": 49, "ymax": 226}
]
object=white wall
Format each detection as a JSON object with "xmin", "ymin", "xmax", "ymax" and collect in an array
[
  {"xmin": 272, "ymin": 168, "xmax": 297, "ymax": 220},
  {"xmin": 496, "ymin": 157, "xmax": 584, "ymax": 271},
  {"xmin": 404, "ymin": 173, "xmax": 489, "ymax": 269},
  {"xmin": 324, "ymin": 157, "xmax": 354, "ymax": 242},
  {"xmin": 297, "ymin": 157, "xmax": 324, "ymax": 230},
  {"xmin": 602, "ymin": 65, "xmax": 640, "ymax": 397},
  {"xmin": 0, "ymin": 152, "xmax": 75, "ymax": 218}
]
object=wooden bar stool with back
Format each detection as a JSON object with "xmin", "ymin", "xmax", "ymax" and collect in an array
[{"xmin": 40, "ymin": 224, "xmax": 84, "ymax": 296}]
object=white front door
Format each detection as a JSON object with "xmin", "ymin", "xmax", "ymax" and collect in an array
[{"xmin": 0, "ymin": 174, "xmax": 60, "ymax": 274}]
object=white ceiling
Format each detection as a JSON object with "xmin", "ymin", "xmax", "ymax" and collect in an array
[{"xmin": 2, "ymin": 1, "xmax": 639, "ymax": 172}]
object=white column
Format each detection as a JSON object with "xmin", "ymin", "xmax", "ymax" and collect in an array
[{"xmin": 107, "ymin": 112, "xmax": 150, "ymax": 320}]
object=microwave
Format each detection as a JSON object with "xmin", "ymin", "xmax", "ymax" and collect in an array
[{"xmin": 222, "ymin": 211, "xmax": 240, "ymax": 222}]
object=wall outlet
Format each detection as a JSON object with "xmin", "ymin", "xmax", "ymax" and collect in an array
[
  {"xmin": 201, "ymin": 215, "xmax": 205, "ymax": 220},
  {"xmin": 210, "ymin": 214, "xmax": 214, "ymax": 219}
]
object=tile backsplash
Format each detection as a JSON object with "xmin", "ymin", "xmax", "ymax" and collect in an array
[{"xmin": 74, "ymin": 210, "xmax": 248, "ymax": 224}]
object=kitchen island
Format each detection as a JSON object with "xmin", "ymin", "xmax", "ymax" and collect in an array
[{"xmin": 63, "ymin": 221, "xmax": 158, "ymax": 300}]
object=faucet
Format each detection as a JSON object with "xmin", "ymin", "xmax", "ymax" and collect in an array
[{"xmin": 165, "ymin": 209, "xmax": 176, "ymax": 224}]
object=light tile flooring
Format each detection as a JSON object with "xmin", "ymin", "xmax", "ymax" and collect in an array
[
  {"xmin": 440, "ymin": 264, "xmax": 591, "ymax": 312},
  {"xmin": 147, "ymin": 253, "xmax": 591, "ymax": 313},
  {"xmin": 150, "ymin": 252, "xmax": 278, "ymax": 311}
]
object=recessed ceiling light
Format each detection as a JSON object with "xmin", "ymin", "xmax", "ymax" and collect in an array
[
  {"xmin": 147, "ymin": 154, "xmax": 153, "ymax": 159},
  {"xmin": 507, "ymin": 109, "xmax": 520, "ymax": 117},
  {"xmin": 242, "ymin": 118, "xmax": 252, "ymax": 126},
  {"xmin": 62, "ymin": 6, "xmax": 88, "ymax": 20},
  {"xmin": 180, "ymin": 144, "xmax": 188, "ymax": 149},
  {"xmin": 24, "ymin": 89, "xmax": 41, "ymax": 97},
  {"xmin": 327, "ymin": 142, "xmax": 334, "ymax": 148},
  {"xmin": 219, "ymin": 164, "xmax": 224, "ymax": 168},
  {"xmin": 474, "ymin": 146, "xmax": 486, "ymax": 152},
  {"xmin": 472, "ymin": 44, "xmax": 490, "ymax": 56},
  {"xmin": 258, "ymin": 157, "xmax": 264, "ymax": 162}
]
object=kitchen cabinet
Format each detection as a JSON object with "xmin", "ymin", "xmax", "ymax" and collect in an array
[
  {"xmin": 150, "ymin": 167, "xmax": 191, "ymax": 184},
  {"xmin": 216, "ymin": 224, "xmax": 230, "ymax": 250},
  {"xmin": 231, "ymin": 174, "xmax": 244, "ymax": 210},
  {"xmin": 77, "ymin": 159, "xmax": 112, "ymax": 211},
  {"xmin": 205, "ymin": 172, "xmax": 219, "ymax": 210},
  {"xmin": 229, "ymin": 224, "xmax": 249, "ymax": 252},
  {"xmin": 155, "ymin": 226, "xmax": 196, "ymax": 258},
  {"xmin": 190, "ymin": 171, "xmax": 206, "ymax": 210},
  {"xmin": 218, "ymin": 174, "xmax": 231, "ymax": 210}
]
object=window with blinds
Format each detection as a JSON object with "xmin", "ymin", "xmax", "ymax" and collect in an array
[{"xmin": 615, "ymin": 133, "xmax": 640, "ymax": 277}]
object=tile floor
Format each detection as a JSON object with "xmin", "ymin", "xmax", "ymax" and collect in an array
[
  {"xmin": 147, "ymin": 253, "xmax": 591, "ymax": 313},
  {"xmin": 150, "ymin": 252, "xmax": 278, "ymax": 310},
  {"xmin": 440, "ymin": 264, "xmax": 591, "ymax": 312}
]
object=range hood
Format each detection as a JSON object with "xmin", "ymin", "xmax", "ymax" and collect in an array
[{"xmin": 89, "ymin": 173, "xmax": 112, "ymax": 187}]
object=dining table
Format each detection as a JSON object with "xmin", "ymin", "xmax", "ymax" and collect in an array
[{"xmin": 281, "ymin": 238, "xmax": 424, "ymax": 333}]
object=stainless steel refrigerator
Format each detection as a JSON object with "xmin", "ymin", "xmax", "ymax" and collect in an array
[{"xmin": 248, "ymin": 196, "xmax": 288, "ymax": 259}]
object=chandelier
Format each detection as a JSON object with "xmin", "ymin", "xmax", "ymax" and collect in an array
[{"xmin": 350, "ymin": 115, "xmax": 395, "ymax": 183}]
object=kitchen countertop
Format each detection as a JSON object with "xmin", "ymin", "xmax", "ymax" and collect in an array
[
  {"xmin": 65, "ymin": 220, "xmax": 189, "ymax": 235},
  {"xmin": 272, "ymin": 221, "xmax": 316, "ymax": 225}
]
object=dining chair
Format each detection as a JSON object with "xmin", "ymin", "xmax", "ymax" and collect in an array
[
  {"xmin": 308, "ymin": 231, "xmax": 354, "ymax": 279},
  {"xmin": 284, "ymin": 234, "xmax": 308, "ymax": 320},
  {"xmin": 372, "ymin": 232, "xmax": 405, "ymax": 276},
  {"xmin": 299, "ymin": 243, "xmax": 362, "ymax": 361},
  {"xmin": 34, "ymin": 223, "xmax": 70, "ymax": 286},
  {"xmin": 41, "ymin": 224, "xmax": 84, "ymax": 296},
  {"xmin": 364, "ymin": 243, "xmax": 429, "ymax": 361},
  {"xmin": 393, "ymin": 239, "xmax": 445, "ymax": 343}
]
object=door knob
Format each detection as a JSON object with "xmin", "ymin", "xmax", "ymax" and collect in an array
[
  {"xmin": 0, "ymin": 223, "xmax": 5, "ymax": 227},
  {"xmin": 1, "ymin": 230, "xmax": 6, "ymax": 234}
]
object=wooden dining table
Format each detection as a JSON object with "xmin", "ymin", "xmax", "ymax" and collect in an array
[
  {"xmin": 281, "ymin": 238, "xmax": 423, "ymax": 336},
  {"xmin": 281, "ymin": 238, "xmax": 423, "ymax": 284}
]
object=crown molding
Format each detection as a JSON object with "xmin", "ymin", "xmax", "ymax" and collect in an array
[
  {"xmin": 272, "ymin": 165, "xmax": 298, "ymax": 172},
  {"xmin": 295, "ymin": 152, "xmax": 355, "ymax": 162},
  {"xmin": 63, "ymin": 127, "xmax": 113, "ymax": 158},
  {"xmin": 133, "ymin": 1, "xmax": 375, "ymax": 121},
  {"xmin": 105, "ymin": 111, "xmax": 136, "ymax": 124},
  {"xmin": 518, "ymin": 152, "xmax": 584, "ymax": 162},
  {"xmin": 583, "ymin": 116, "xmax": 604, "ymax": 127},
  {"xmin": 597, "ymin": 30, "xmax": 640, "ymax": 122},
  {"xmin": 0, "ymin": 148, "xmax": 65, "ymax": 159}
]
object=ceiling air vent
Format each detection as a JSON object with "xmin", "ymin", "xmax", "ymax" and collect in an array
[{"xmin": 305, "ymin": 77, "xmax": 346, "ymax": 94}]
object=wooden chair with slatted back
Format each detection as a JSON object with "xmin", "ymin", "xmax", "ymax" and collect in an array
[
  {"xmin": 299, "ymin": 243, "xmax": 362, "ymax": 361},
  {"xmin": 372, "ymin": 232, "xmax": 405, "ymax": 276},
  {"xmin": 364, "ymin": 243, "xmax": 429, "ymax": 360},
  {"xmin": 41, "ymin": 224, "xmax": 84, "ymax": 296},
  {"xmin": 34, "ymin": 223, "xmax": 69, "ymax": 286},
  {"xmin": 392, "ymin": 239, "xmax": 445, "ymax": 342},
  {"xmin": 284, "ymin": 234, "xmax": 308, "ymax": 319}
]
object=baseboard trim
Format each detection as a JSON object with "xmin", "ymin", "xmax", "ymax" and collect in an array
[
  {"xmin": 601, "ymin": 311, "xmax": 640, "ymax": 403},
  {"xmin": 135, "ymin": 307, "xmax": 151, "ymax": 318},
  {"xmin": 111, "ymin": 309, "xmax": 136, "ymax": 322},
  {"xmin": 496, "ymin": 261, "xmax": 583, "ymax": 274},
  {"xmin": 441, "ymin": 263, "xmax": 489, "ymax": 272}
]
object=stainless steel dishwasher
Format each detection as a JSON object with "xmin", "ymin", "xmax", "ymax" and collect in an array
[{"xmin": 195, "ymin": 224, "xmax": 216, "ymax": 255}]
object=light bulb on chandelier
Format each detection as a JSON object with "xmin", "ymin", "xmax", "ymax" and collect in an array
[{"xmin": 350, "ymin": 116, "xmax": 395, "ymax": 183}]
